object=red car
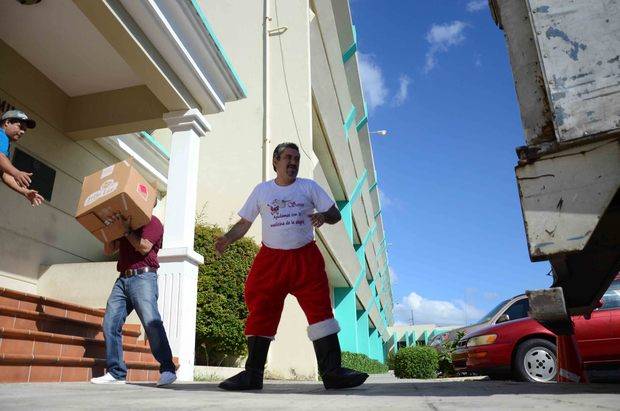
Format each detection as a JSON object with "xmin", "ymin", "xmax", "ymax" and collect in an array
[{"xmin": 453, "ymin": 276, "xmax": 620, "ymax": 382}]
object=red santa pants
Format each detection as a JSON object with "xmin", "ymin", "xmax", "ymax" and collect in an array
[{"xmin": 244, "ymin": 241, "xmax": 340, "ymax": 340}]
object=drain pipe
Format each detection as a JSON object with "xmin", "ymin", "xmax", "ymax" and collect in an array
[{"xmin": 262, "ymin": 0, "xmax": 271, "ymax": 182}]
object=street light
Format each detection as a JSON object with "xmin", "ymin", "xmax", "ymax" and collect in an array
[{"xmin": 369, "ymin": 130, "xmax": 388, "ymax": 136}]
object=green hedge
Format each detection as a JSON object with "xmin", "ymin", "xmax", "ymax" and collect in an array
[
  {"xmin": 394, "ymin": 346, "xmax": 439, "ymax": 379},
  {"xmin": 194, "ymin": 224, "xmax": 259, "ymax": 365},
  {"xmin": 342, "ymin": 352, "xmax": 389, "ymax": 374}
]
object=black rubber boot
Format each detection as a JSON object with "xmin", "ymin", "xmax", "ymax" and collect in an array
[
  {"xmin": 218, "ymin": 336, "xmax": 271, "ymax": 391},
  {"xmin": 313, "ymin": 333, "xmax": 369, "ymax": 389}
]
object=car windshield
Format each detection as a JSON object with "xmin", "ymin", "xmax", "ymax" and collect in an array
[{"xmin": 472, "ymin": 299, "xmax": 510, "ymax": 325}]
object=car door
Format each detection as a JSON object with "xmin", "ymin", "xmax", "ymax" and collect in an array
[
  {"xmin": 573, "ymin": 277, "xmax": 620, "ymax": 363},
  {"xmin": 601, "ymin": 277, "xmax": 620, "ymax": 360},
  {"xmin": 574, "ymin": 310, "xmax": 611, "ymax": 362}
]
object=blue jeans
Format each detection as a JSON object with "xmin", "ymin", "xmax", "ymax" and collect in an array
[{"xmin": 102, "ymin": 271, "xmax": 175, "ymax": 380}]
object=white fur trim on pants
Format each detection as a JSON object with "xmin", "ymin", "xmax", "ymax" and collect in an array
[{"xmin": 307, "ymin": 318, "xmax": 341, "ymax": 341}]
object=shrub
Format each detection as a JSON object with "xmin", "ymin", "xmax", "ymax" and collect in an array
[
  {"xmin": 394, "ymin": 346, "xmax": 439, "ymax": 379},
  {"xmin": 386, "ymin": 350, "xmax": 396, "ymax": 370},
  {"xmin": 194, "ymin": 224, "xmax": 259, "ymax": 365},
  {"xmin": 341, "ymin": 352, "xmax": 389, "ymax": 374},
  {"xmin": 436, "ymin": 331, "xmax": 465, "ymax": 377}
]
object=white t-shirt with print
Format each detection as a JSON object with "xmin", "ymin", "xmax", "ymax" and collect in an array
[{"xmin": 238, "ymin": 178, "xmax": 336, "ymax": 250}]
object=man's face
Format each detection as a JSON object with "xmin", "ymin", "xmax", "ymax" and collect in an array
[
  {"xmin": 3, "ymin": 120, "xmax": 27, "ymax": 142},
  {"xmin": 273, "ymin": 147, "xmax": 300, "ymax": 180}
]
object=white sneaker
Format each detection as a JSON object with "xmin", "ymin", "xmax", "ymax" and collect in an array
[
  {"xmin": 156, "ymin": 371, "xmax": 177, "ymax": 387},
  {"xmin": 90, "ymin": 372, "xmax": 126, "ymax": 384}
]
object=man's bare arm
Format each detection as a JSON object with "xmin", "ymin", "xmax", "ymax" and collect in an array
[
  {"xmin": 125, "ymin": 231, "xmax": 154, "ymax": 255},
  {"xmin": 0, "ymin": 154, "xmax": 31, "ymax": 187},
  {"xmin": 309, "ymin": 204, "xmax": 341, "ymax": 228},
  {"xmin": 2, "ymin": 173, "xmax": 44, "ymax": 206},
  {"xmin": 215, "ymin": 218, "xmax": 253, "ymax": 255}
]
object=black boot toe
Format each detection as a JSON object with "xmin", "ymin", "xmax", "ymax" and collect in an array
[
  {"xmin": 322, "ymin": 368, "xmax": 369, "ymax": 389},
  {"xmin": 218, "ymin": 370, "xmax": 263, "ymax": 391}
]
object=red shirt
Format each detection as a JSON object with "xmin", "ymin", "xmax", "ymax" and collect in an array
[{"xmin": 117, "ymin": 216, "xmax": 164, "ymax": 272}]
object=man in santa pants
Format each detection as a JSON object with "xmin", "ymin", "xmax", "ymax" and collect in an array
[{"xmin": 215, "ymin": 142, "xmax": 368, "ymax": 391}]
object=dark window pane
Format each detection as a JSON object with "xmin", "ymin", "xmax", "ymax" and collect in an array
[
  {"xmin": 12, "ymin": 149, "xmax": 56, "ymax": 202},
  {"xmin": 503, "ymin": 299, "xmax": 530, "ymax": 321}
]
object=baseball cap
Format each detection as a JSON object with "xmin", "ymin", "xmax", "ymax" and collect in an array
[{"xmin": 1, "ymin": 110, "xmax": 36, "ymax": 129}]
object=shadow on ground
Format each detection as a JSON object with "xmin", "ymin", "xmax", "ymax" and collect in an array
[{"xmin": 129, "ymin": 379, "xmax": 620, "ymax": 397}]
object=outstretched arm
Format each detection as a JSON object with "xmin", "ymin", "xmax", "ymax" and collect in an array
[
  {"xmin": 215, "ymin": 218, "xmax": 253, "ymax": 255},
  {"xmin": 309, "ymin": 204, "xmax": 341, "ymax": 228},
  {"xmin": 0, "ymin": 154, "xmax": 31, "ymax": 187},
  {"xmin": 1, "ymin": 172, "xmax": 43, "ymax": 206}
]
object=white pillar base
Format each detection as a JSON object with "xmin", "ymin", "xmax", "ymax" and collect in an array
[{"xmin": 157, "ymin": 248, "xmax": 204, "ymax": 382}]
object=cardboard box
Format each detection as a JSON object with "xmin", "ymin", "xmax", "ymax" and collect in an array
[{"xmin": 75, "ymin": 159, "xmax": 155, "ymax": 243}]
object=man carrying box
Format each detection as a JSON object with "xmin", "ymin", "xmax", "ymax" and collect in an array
[
  {"xmin": 0, "ymin": 110, "xmax": 43, "ymax": 207},
  {"xmin": 90, "ymin": 209, "xmax": 177, "ymax": 387}
]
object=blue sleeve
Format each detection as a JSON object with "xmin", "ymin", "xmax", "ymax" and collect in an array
[{"xmin": 0, "ymin": 133, "xmax": 9, "ymax": 158}]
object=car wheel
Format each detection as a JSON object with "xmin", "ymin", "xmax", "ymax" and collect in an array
[{"xmin": 514, "ymin": 338, "xmax": 557, "ymax": 382}]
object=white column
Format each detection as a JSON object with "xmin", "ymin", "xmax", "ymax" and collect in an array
[{"xmin": 157, "ymin": 108, "xmax": 210, "ymax": 381}]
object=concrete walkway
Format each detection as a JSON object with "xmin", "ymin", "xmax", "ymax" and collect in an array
[{"xmin": 1, "ymin": 373, "xmax": 619, "ymax": 410}]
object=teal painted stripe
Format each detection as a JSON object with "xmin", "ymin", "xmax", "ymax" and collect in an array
[
  {"xmin": 355, "ymin": 115, "xmax": 368, "ymax": 132},
  {"xmin": 368, "ymin": 181, "xmax": 378, "ymax": 193},
  {"xmin": 353, "ymin": 266, "xmax": 366, "ymax": 290},
  {"xmin": 342, "ymin": 41, "xmax": 357, "ymax": 63},
  {"xmin": 139, "ymin": 131, "xmax": 170, "ymax": 159},
  {"xmin": 355, "ymin": 102, "xmax": 368, "ymax": 132},
  {"xmin": 361, "ymin": 221, "xmax": 377, "ymax": 249},
  {"xmin": 365, "ymin": 291, "xmax": 388, "ymax": 330},
  {"xmin": 342, "ymin": 25, "xmax": 357, "ymax": 63},
  {"xmin": 334, "ymin": 288, "xmax": 358, "ymax": 352},
  {"xmin": 350, "ymin": 169, "xmax": 368, "ymax": 204},
  {"xmin": 337, "ymin": 201, "xmax": 353, "ymax": 243},
  {"xmin": 374, "ymin": 209, "xmax": 381, "ymax": 220},
  {"xmin": 189, "ymin": 0, "xmax": 248, "ymax": 97},
  {"xmin": 343, "ymin": 106, "xmax": 357, "ymax": 141}
]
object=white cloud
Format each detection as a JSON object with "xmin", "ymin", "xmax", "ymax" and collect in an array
[
  {"xmin": 484, "ymin": 291, "xmax": 499, "ymax": 300},
  {"xmin": 379, "ymin": 189, "xmax": 404, "ymax": 209},
  {"xmin": 379, "ymin": 189, "xmax": 392, "ymax": 207},
  {"xmin": 393, "ymin": 291, "xmax": 484, "ymax": 326},
  {"xmin": 393, "ymin": 75, "xmax": 411, "ymax": 106},
  {"xmin": 389, "ymin": 266, "xmax": 398, "ymax": 285},
  {"xmin": 358, "ymin": 52, "xmax": 388, "ymax": 111},
  {"xmin": 475, "ymin": 53, "xmax": 483, "ymax": 67},
  {"xmin": 466, "ymin": 0, "xmax": 488, "ymax": 12},
  {"xmin": 424, "ymin": 21, "xmax": 468, "ymax": 73}
]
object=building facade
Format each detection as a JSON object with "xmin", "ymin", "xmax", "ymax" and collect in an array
[
  {"xmin": 0, "ymin": 0, "xmax": 393, "ymax": 381},
  {"xmin": 161, "ymin": 0, "xmax": 394, "ymax": 377}
]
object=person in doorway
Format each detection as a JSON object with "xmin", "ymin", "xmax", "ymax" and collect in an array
[
  {"xmin": 0, "ymin": 110, "xmax": 43, "ymax": 206},
  {"xmin": 215, "ymin": 142, "xmax": 368, "ymax": 391},
  {"xmin": 90, "ymin": 210, "xmax": 177, "ymax": 387}
]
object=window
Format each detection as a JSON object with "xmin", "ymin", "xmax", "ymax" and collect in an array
[
  {"xmin": 12, "ymin": 148, "xmax": 56, "ymax": 201},
  {"xmin": 501, "ymin": 298, "xmax": 530, "ymax": 322},
  {"xmin": 600, "ymin": 278, "xmax": 620, "ymax": 310}
]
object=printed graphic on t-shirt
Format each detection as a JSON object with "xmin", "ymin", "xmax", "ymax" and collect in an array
[{"xmin": 267, "ymin": 199, "xmax": 307, "ymax": 228}]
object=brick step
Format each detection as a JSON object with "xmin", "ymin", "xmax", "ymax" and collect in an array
[
  {"xmin": 0, "ymin": 305, "xmax": 141, "ymax": 343},
  {"xmin": 0, "ymin": 287, "xmax": 108, "ymax": 320},
  {"xmin": 0, "ymin": 327, "xmax": 157, "ymax": 364},
  {"xmin": 0, "ymin": 353, "xmax": 163, "ymax": 383}
]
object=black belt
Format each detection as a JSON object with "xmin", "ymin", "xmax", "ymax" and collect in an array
[{"xmin": 120, "ymin": 267, "xmax": 157, "ymax": 278}]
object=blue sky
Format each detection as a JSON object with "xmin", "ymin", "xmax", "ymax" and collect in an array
[{"xmin": 350, "ymin": 0, "xmax": 552, "ymax": 326}]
